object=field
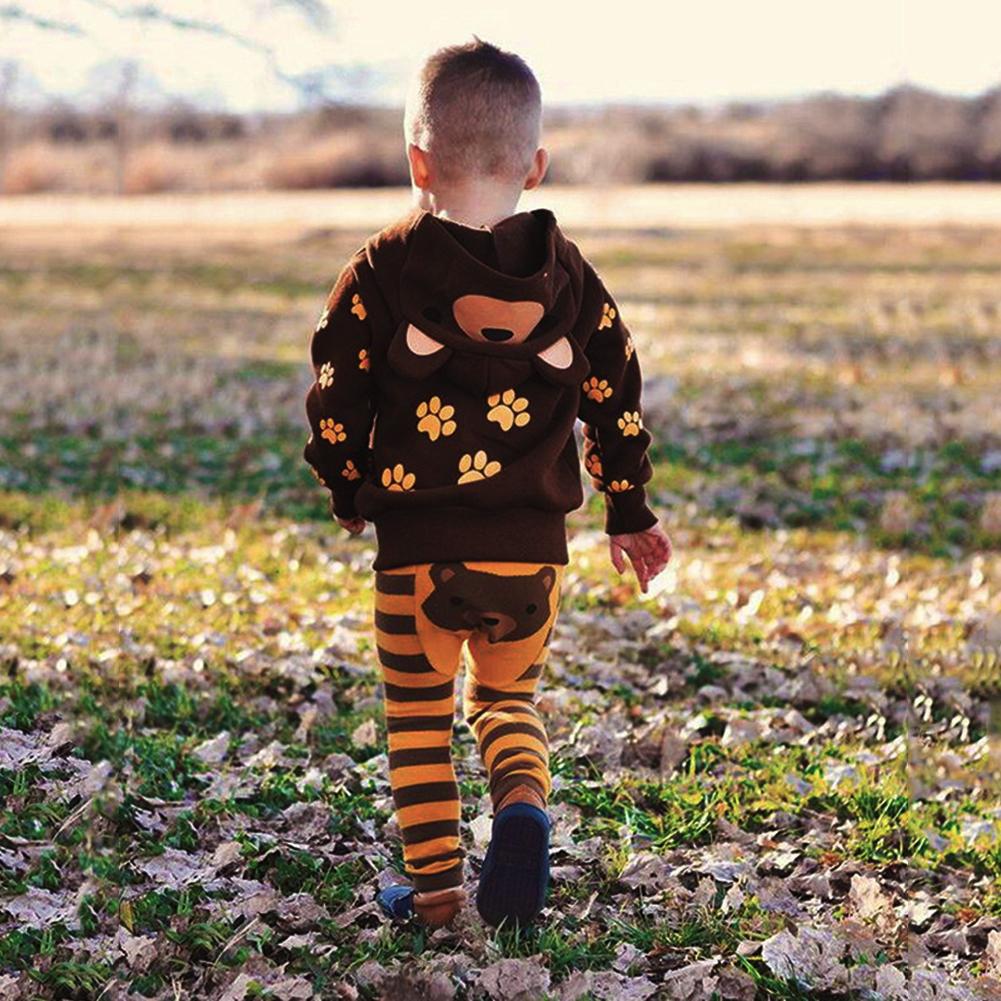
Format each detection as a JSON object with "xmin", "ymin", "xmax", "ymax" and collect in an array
[{"xmin": 0, "ymin": 187, "xmax": 999, "ymax": 1000}]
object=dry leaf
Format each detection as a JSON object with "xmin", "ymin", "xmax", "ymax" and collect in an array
[
  {"xmin": 477, "ymin": 957, "xmax": 551, "ymax": 1001},
  {"xmin": 848, "ymin": 874, "xmax": 893, "ymax": 922},
  {"xmin": 193, "ymin": 731, "xmax": 231, "ymax": 764},
  {"xmin": 352, "ymin": 718, "xmax": 378, "ymax": 748},
  {"xmin": 660, "ymin": 960, "xmax": 719, "ymax": 1000},
  {"xmin": 2, "ymin": 887, "xmax": 77, "ymax": 930}
]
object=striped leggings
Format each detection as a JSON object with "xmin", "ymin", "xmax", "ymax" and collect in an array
[{"xmin": 374, "ymin": 561, "xmax": 564, "ymax": 894}]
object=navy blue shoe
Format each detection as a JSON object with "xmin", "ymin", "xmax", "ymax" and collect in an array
[
  {"xmin": 476, "ymin": 802, "xmax": 551, "ymax": 928},
  {"xmin": 377, "ymin": 883, "xmax": 415, "ymax": 921}
]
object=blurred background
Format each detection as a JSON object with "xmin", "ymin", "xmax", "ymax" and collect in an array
[
  {"xmin": 1, "ymin": 6, "xmax": 1000, "ymax": 999},
  {"xmin": 3, "ymin": 0, "xmax": 1001, "ymax": 193}
]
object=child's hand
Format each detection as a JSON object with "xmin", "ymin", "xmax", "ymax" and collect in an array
[
  {"xmin": 336, "ymin": 515, "xmax": 367, "ymax": 536},
  {"xmin": 609, "ymin": 524, "xmax": 672, "ymax": 593}
]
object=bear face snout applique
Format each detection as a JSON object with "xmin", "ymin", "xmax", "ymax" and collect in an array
[
  {"xmin": 422, "ymin": 563, "xmax": 556, "ymax": 643},
  {"xmin": 452, "ymin": 295, "xmax": 545, "ymax": 345}
]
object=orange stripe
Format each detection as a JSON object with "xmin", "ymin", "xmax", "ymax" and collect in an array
[
  {"xmin": 408, "ymin": 857, "xmax": 462, "ymax": 877},
  {"xmin": 376, "ymin": 631, "xmax": 423, "ymax": 655},
  {"xmin": 384, "ymin": 695, "xmax": 456, "ymax": 717},
  {"xmin": 374, "ymin": 592, "xmax": 413, "ymax": 615},
  {"xmin": 385, "ymin": 730, "xmax": 452, "ymax": 750},
  {"xmin": 466, "ymin": 696, "xmax": 538, "ymax": 718},
  {"xmin": 380, "ymin": 666, "xmax": 451, "ymax": 688},
  {"xmin": 462, "ymin": 560, "xmax": 562, "ymax": 575},
  {"xmin": 484, "ymin": 732, "xmax": 548, "ymax": 772},
  {"xmin": 391, "ymin": 763, "xmax": 457, "ymax": 788},
  {"xmin": 397, "ymin": 799, "xmax": 461, "ymax": 828},
  {"xmin": 475, "ymin": 711, "xmax": 544, "ymax": 741},
  {"xmin": 407, "ymin": 835, "xmax": 459, "ymax": 859}
]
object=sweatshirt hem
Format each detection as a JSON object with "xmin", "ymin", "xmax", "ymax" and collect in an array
[{"xmin": 372, "ymin": 507, "xmax": 569, "ymax": 571}]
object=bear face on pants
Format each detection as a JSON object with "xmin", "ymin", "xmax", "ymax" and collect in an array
[{"xmin": 421, "ymin": 563, "xmax": 556, "ymax": 643}]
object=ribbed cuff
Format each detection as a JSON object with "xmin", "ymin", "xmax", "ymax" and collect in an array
[
  {"xmin": 371, "ymin": 506, "xmax": 569, "ymax": 571},
  {"xmin": 604, "ymin": 487, "xmax": 658, "ymax": 536}
]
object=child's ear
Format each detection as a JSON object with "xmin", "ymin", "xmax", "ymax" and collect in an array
[
  {"xmin": 523, "ymin": 148, "xmax": 549, "ymax": 191},
  {"xmin": 408, "ymin": 144, "xmax": 432, "ymax": 190}
]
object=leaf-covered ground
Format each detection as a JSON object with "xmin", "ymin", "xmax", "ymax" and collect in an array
[{"xmin": 0, "ymin": 220, "xmax": 999, "ymax": 1000}]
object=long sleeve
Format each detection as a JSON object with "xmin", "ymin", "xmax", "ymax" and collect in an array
[
  {"xmin": 578, "ymin": 269, "xmax": 658, "ymax": 536},
  {"xmin": 303, "ymin": 258, "xmax": 377, "ymax": 520}
]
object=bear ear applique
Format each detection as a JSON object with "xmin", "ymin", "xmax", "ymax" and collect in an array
[
  {"xmin": 537, "ymin": 338, "xmax": 572, "ymax": 369},
  {"xmin": 387, "ymin": 321, "xmax": 453, "ymax": 379},
  {"xmin": 430, "ymin": 562, "xmax": 463, "ymax": 585},
  {"xmin": 407, "ymin": 323, "xmax": 444, "ymax": 356},
  {"xmin": 388, "ymin": 315, "xmax": 588, "ymax": 388},
  {"xmin": 531, "ymin": 335, "xmax": 590, "ymax": 386},
  {"xmin": 535, "ymin": 566, "xmax": 557, "ymax": 594}
]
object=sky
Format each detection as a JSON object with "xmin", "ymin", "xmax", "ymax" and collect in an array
[{"xmin": 2, "ymin": 0, "xmax": 999, "ymax": 111}]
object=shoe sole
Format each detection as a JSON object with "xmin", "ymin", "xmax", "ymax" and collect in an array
[{"xmin": 476, "ymin": 803, "xmax": 550, "ymax": 928}]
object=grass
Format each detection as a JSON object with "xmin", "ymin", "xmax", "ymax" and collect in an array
[{"xmin": 0, "ymin": 221, "xmax": 997, "ymax": 999}]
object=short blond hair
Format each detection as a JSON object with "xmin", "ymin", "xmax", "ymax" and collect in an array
[{"xmin": 404, "ymin": 38, "xmax": 542, "ymax": 183}]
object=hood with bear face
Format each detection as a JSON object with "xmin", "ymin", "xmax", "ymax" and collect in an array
[{"xmin": 386, "ymin": 208, "xmax": 591, "ymax": 396}]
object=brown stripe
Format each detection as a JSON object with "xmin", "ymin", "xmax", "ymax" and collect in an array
[
  {"xmin": 515, "ymin": 661, "xmax": 545, "ymax": 681},
  {"xmin": 465, "ymin": 704, "xmax": 489, "ymax": 728},
  {"xmin": 401, "ymin": 818, "xmax": 459, "ymax": 845},
  {"xmin": 488, "ymin": 745, "xmax": 548, "ymax": 773},
  {"xmin": 377, "ymin": 647, "xmax": 437, "ymax": 673},
  {"xmin": 490, "ymin": 758, "xmax": 546, "ymax": 792},
  {"xmin": 407, "ymin": 847, "xmax": 466, "ymax": 871},
  {"xmin": 384, "ymin": 679, "xmax": 455, "ymax": 703},
  {"xmin": 413, "ymin": 863, "xmax": 464, "ymax": 893},
  {"xmin": 386, "ymin": 713, "xmax": 455, "ymax": 734},
  {"xmin": 470, "ymin": 685, "xmax": 535, "ymax": 704},
  {"xmin": 478, "ymin": 720, "xmax": 548, "ymax": 758},
  {"xmin": 392, "ymin": 780, "xmax": 459, "ymax": 809},
  {"xmin": 374, "ymin": 610, "xmax": 415, "ymax": 634},
  {"xmin": 465, "ymin": 702, "xmax": 541, "ymax": 729},
  {"xmin": 376, "ymin": 572, "xmax": 415, "ymax": 595},
  {"xmin": 389, "ymin": 746, "xmax": 453, "ymax": 769},
  {"xmin": 492, "ymin": 772, "xmax": 546, "ymax": 809}
]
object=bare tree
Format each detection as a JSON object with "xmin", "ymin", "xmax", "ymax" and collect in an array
[
  {"xmin": 1, "ymin": 2, "xmax": 339, "ymax": 105},
  {"xmin": 0, "ymin": 6, "xmax": 84, "ymax": 34},
  {"xmin": 110, "ymin": 61, "xmax": 137, "ymax": 195},
  {"xmin": 0, "ymin": 61, "xmax": 17, "ymax": 192},
  {"xmin": 79, "ymin": 1, "xmax": 338, "ymax": 104}
]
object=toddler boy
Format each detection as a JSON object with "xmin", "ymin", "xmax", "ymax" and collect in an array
[{"xmin": 303, "ymin": 38, "xmax": 672, "ymax": 930}]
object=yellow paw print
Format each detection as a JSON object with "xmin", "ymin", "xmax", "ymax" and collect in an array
[
  {"xmin": 342, "ymin": 460, "xmax": 361, "ymax": 481},
  {"xmin": 583, "ymin": 377, "xmax": 613, "ymax": 403},
  {"xmin": 416, "ymin": 395, "xmax": 457, "ymax": 441},
  {"xmin": 457, "ymin": 450, "xmax": 501, "ymax": 484},
  {"xmin": 317, "ymin": 362, "xmax": 334, "ymax": 389},
  {"xmin": 382, "ymin": 464, "xmax": 415, "ymax": 491},
  {"xmin": 585, "ymin": 452, "xmax": 603, "ymax": 482},
  {"xmin": 315, "ymin": 308, "xmax": 331, "ymax": 332},
  {"xmin": 486, "ymin": 389, "xmax": 531, "ymax": 431},
  {"xmin": 608, "ymin": 479, "xmax": 633, "ymax": 493},
  {"xmin": 617, "ymin": 410, "xmax": 643, "ymax": 437},
  {"xmin": 320, "ymin": 418, "xmax": 346, "ymax": 444},
  {"xmin": 625, "ymin": 335, "xmax": 635, "ymax": 360},
  {"xmin": 351, "ymin": 293, "xmax": 367, "ymax": 320},
  {"xmin": 358, "ymin": 348, "xmax": 370, "ymax": 371},
  {"xmin": 598, "ymin": 302, "xmax": 617, "ymax": 330}
]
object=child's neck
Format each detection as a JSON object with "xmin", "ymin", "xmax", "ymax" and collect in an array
[{"xmin": 415, "ymin": 181, "xmax": 524, "ymax": 230}]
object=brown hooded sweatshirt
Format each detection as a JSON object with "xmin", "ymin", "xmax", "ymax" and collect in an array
[{"xmin": 303, "ymin": 207, "xmax": 657, "ymax": 571}]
